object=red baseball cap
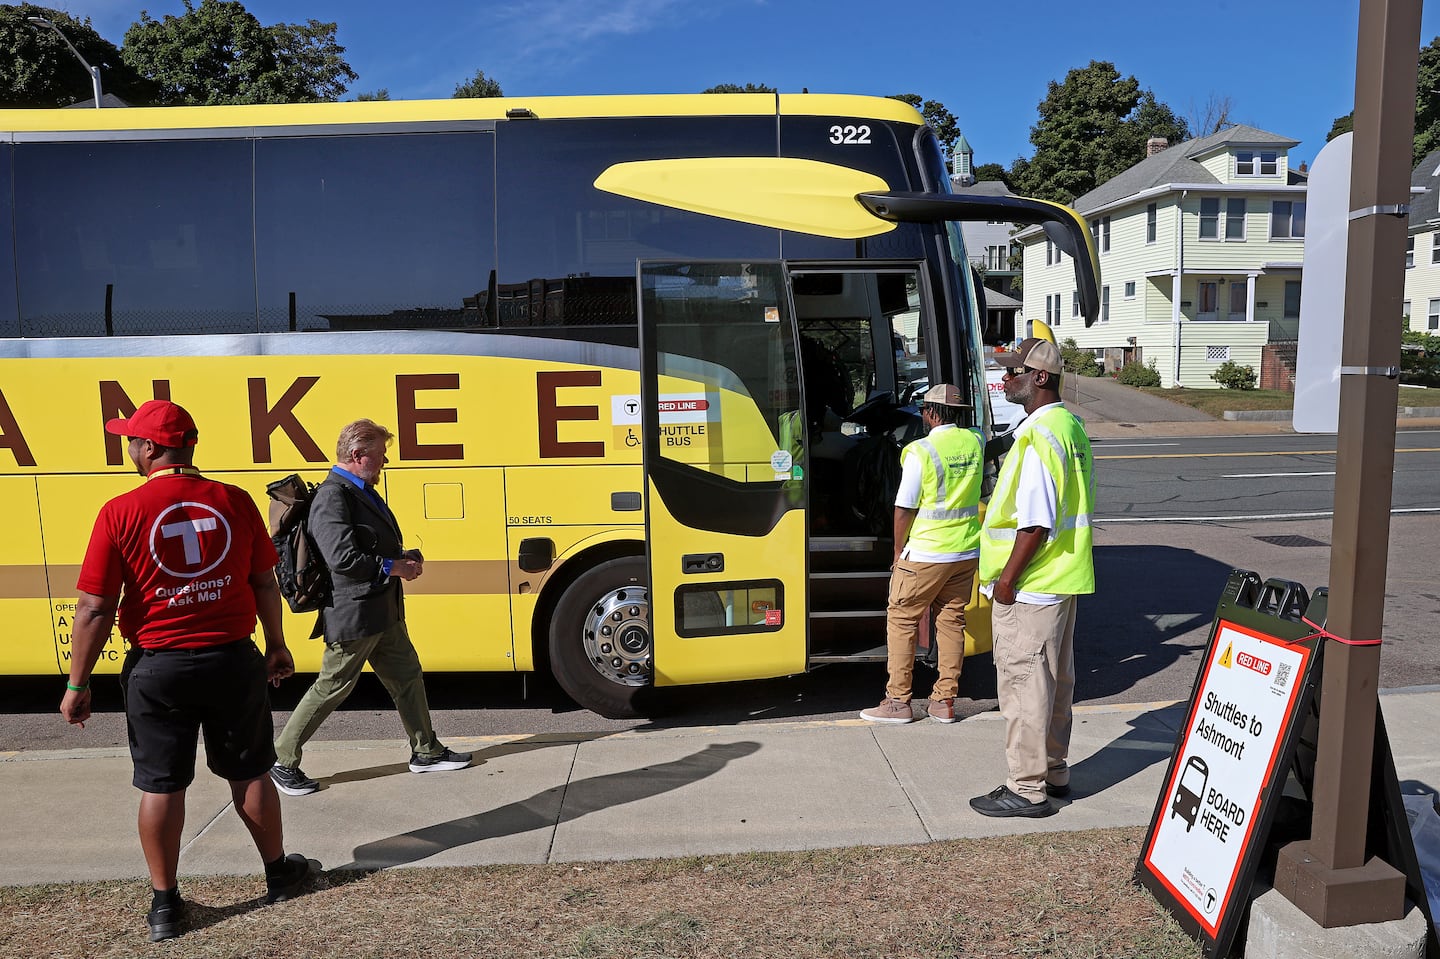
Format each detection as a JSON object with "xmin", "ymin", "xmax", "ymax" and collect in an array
[{"xmin": 104, "ymin": 400, "xmax": 198, "ymax": 447}]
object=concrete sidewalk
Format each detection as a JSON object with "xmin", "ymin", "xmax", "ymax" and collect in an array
[{"xmin": 4, "ymin": 688, "xmax": 1437, "ymax": 886}]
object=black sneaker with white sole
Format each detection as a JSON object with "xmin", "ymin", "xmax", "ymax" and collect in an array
[
  {"xmin": 269, "ymin": 763, "xmax": 319, "ymax": 796},
  {"xmin": 408, "ymin": 747, "xmax": 472, "ymax": 773}
]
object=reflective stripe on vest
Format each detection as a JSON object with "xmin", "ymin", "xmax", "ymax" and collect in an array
[
  {"xmin": 978, "ymin": 406, "xmax": 1095, "ymax": 594},
  {"xmin": 903, "ymin": 426, "xmax": 983, "ymax": 555}
]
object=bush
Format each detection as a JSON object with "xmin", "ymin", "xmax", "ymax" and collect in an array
[
  {"xmin": 1059, "ymin": 337, "xmax": 1103, "ymax": 377},
  {"xmin": 1401, "ymin": 330, "xmax": 1440, "ymax": 387},
  {"xmin": 1116, "ymin": 359, "xmax": 1161, "ymax": 387},
  {"xmin": 1210, "ymin": 360, "xmax": 1257, "ymax": 390}
]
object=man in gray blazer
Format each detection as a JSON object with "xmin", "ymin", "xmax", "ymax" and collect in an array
[{"xmin": 270, "ymin": 419, "xmax": 470, "ymax": 796}]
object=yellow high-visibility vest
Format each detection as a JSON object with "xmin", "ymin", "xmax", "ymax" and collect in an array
[
  {"xmin": 979, "ymin": 405, "xmax": 1095, "ymax": 594},
  {"xmin": 903, "ymin": 425, "xmax": 983, "ymax": 554}
]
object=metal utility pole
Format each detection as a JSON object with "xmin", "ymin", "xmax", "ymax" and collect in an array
[
  {"xmin": 25, "ymin": 16, "xmax": 104, "ymax": 108},
  {"xmin": 1273, "ymin": 0, "xmax": 1419, "ymax": 928}
]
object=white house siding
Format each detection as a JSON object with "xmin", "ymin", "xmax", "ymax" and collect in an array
[
  {"xmin": 1402, "ymin": 227, "xmax": 1440, "ymax": 333},
  {"xmin": 1176, "ymin": 321, "xmax": 1270, "ymax": 387}
]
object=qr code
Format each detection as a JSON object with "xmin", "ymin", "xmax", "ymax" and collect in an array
[{"xmin": 1274, "ymin": 662, "xmax": 1293, "ymax": 687}]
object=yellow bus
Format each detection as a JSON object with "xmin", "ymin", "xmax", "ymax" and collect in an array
[{"xmin": 0, "ymin": 94, "xmax": 1098, "ymax": 717}]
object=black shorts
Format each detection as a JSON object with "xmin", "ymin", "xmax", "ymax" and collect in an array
[{"xmin": 120, "ymin": 639, "xmax": 277, "ymax": 794}]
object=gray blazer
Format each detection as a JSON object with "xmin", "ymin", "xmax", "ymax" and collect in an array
[{"xmin": 309, "ymin": 472, "xmax": 406, "ymax": 644}]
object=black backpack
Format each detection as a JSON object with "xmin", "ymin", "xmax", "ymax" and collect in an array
[{"xmin": 265, "ymin": 474, "xmax": 332, "ymax": 615}]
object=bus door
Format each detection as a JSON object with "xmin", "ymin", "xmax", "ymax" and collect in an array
[{"xmin": 638, "ymin": 260, "xmax": 809, "ymax": 686}]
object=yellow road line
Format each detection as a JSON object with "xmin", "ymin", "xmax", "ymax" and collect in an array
[{"xmin": 1096, "ymin": 447, "xmax": 1440, "ymax": 460}]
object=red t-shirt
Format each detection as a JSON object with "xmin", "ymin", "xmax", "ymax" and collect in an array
[{"xmin": 76, "ymin": 469, "xmax": 279, "ymax": 650}]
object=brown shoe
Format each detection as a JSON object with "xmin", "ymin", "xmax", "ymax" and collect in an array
[
  {"xmin": 927, "ymin": 698, "xmax": 958, "ymax": 723},
  {"xmin": 859, "ymin": 697, "xmax": 914, "ymax": 724}
]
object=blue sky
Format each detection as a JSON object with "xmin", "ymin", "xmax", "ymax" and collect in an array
[{"xmin": 50, "ymin": 0, "xmax": 1440, "ymax": 169}]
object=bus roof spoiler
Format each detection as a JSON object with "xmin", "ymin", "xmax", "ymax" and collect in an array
[{"xmin": 855, "ymin": 192, "xmax": 1101, "ymax": 328}]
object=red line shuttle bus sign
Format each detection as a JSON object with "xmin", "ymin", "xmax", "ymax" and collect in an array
[{"xmin": 1138, "ymin": 619, "xmax": 1314, "ymax": 953}]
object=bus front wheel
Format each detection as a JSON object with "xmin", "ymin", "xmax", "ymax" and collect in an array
[{"xmin": 549, "ymin": 557, "xmax": 654, "ymax": 719}]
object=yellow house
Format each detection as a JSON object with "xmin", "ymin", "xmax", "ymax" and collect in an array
[
  {"xmin": 1403, "ymin": 150, "xmax": 1440, "ymax": 334},
  {"xmin": 1019, "ymin": 125, "xmax": 1309, "ymax": 388}
]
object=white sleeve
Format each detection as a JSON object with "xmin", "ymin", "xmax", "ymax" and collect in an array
[
  {"xmin": 894, "ymin": 450, "xmax": 924, "ymax": 508},
  {"xmin": 1014, "ymin": 447, "xmax": 1058, "ymax": 531}
]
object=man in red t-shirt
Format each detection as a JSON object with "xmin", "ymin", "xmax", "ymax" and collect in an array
[{"xmin": 60, "ymin": 399, "xmax": 313, "ymax": 942}]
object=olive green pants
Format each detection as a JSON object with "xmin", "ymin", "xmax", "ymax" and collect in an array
[{"xmin": 274, "ymin": 621, "xmax": 443, "ymax": 767}]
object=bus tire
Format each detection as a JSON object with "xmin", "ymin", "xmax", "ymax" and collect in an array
[{"xmin": 549, "ymin": 556, "xmax": 656, "ymax": 719}]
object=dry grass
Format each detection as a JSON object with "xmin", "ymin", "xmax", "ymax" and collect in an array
[
  {"xmin": 1135, "ymin": 385, "xmax": 1436, "ymax": 418},
  {"xmin": 0, "ymin": 827, "xmax": 1200, "ymax": 959}
]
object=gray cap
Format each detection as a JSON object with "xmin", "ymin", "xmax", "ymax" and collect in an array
[
  {"xmin": 922, "ymin": 383, "xmax": 969, "ymax": 406},
  {"xmin": 992, "ymin": 338, "xmax": 1063, "ymax": 375}
]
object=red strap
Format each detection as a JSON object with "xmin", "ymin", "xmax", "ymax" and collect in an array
[{"xmin": 1298, "ymin": 615, "xmax": 1383, "ymax": 647}]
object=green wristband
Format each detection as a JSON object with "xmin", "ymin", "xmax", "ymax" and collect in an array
[{"xmin": 66, "ymin": 682, "xmax": 89, "ymax": 692}]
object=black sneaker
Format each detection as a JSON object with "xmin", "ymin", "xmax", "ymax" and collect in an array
[
  {"xmin": 408, "ymin": 747, "xmax": 472, "ymax": 774},
  {"xmin": 269, "ymin": 763, "xmax": 319, "ymax": 796},
  {"xmin": 969, "ymin": 784, "xmax": 1055, "ymax": 818},
  {"xmin": 147, "ymin": 897, "xmax": 183, "ymax": 942},
  {"xmin": 265, "ymin": 853, "xmax": 314, "ymax": 904}
]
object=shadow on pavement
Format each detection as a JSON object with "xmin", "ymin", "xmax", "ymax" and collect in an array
[
  {"xmin": 332, "ymin": 740, "xmax": 761, "ymax": 871},
  {"xmin": 1067, "ymin": 705, "xmax": 1187, "ymax": 801}
]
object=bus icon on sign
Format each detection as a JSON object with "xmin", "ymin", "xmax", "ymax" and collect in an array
[{"xmin": 1171, "ymin": 755, "xmax": 1209, "ymax": 832}]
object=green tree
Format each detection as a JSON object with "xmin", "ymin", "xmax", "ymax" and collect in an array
[
  {"xmin": 121, "ymin": 0, "xmax": 355, "ymax": 105},
  {"xmin": 888, "ymin": 92, "xmax": 960, "ymax": 153},
  {"xmin": 1011, "ymin": 61, "xmax": 1188, "ymax": 204},
  {"xmin": 701, "ymin": 82, "xmax": 776, "ymax": 93},
  {"xmin": 972, "ymin": 161, "xmax": 1009, "ymax": 185},
  {"xmin": 453, "ymin": 69, "xmax": 502, "ymax": 98},
  {"xmin": 352, "ymin": 88, "xmax": 389, "ymax": 101},
  {"xmin": 1328, "ymin": 36, "xmax": 1440, "ymax": 166},
  {"xmin": 1, "ymin": 4, "xmax": 154, "ymax": 107}
]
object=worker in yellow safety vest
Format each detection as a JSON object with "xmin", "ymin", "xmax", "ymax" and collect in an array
[
  {"xmin": 969, "ymin": 338, "xmax": 1095, "ymax": 819},
  {"xmin": 859, "ymin": 384, "xmax": 983, "ymax": 725}
]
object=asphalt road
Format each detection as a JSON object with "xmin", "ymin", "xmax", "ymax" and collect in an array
[{"xmin": 6, "ymin": 428, "xmax": 1438, "ymax": 752}]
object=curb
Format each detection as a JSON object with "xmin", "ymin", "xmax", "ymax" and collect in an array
[{"xmin": 1223, "ymin": 406, "xmax": 1440, "ymax": 421}]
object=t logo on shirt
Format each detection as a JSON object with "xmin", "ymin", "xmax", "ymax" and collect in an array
[{"xmin": 149, "ymin": 502, "xmax": 233, "ymax": 578}]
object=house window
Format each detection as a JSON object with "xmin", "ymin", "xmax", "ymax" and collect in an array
[
  {"xmin": 1045, "ymin": 239, "xmax": 1055, "ymax": 266},
  {"xmin": 1271, "ymin": 200, "xmax": 1306, "ymax": 239},
  {"xmin": 1146, "ymin": 203, "xmax": 1157, "ymax": 244},
  {"xmin": 1402, "ymin": 299, "xmax": 1410, "ymax": 324},
  {"xmin": 1101, "ymin": 285, "xmax": 1110, "ymax": 323},
  {"xmin": 1407, "ymin": 237, "xmax": 1415, "ymax": 268},
  {"xmin": 1207, "ymin": 346, "xmax": 1231, "ymax": 362},
  {"xmin": 1099, "ymin": 216, "xmax": 1111, "ymax": 253},
  {"xmin": 1285, "ymin": 281, "xmax": 1302, "ymax": 320},
  {"xmin": 1236, "ymin": 150, "xmax": 1278, "ymax": 176},
  {"xmin": 1124, "ymin": 281, "xmax": 1136, "ymax": 298},
  {"xmin": 1225, "ymin": 198, "xmax": 1246, "ymax": 240},
  {"xmin": 1072, "ymin": 291, "xmax": 1079, "ymax": 320},
  {"xmin": 1200, "ymin": 197, "xmax": 1220, "ymax": 239},
  {"xmin": 1229, "ymin": 282, "xmax": 1247, "ymax": 316},
  {"xmin": 1429, "ymin": 298, "xmax": 1440, "ymax": 331},
  {"xmin": 1432, "ymin": 236, "xmax": 1440, "ymax": 265}
]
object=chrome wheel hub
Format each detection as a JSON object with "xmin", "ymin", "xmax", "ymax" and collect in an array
[{"xmin": 582, "ymin": 584, "xmax": 652, "ymax": 687}]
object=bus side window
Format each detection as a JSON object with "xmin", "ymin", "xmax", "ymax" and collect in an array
[
  {"xmin": 15, "ymin": 139, "xmax": 255, "ymax": 338},
  {"xmin": 0, "ymin": 144, "xmax": 16, "ymax": 338}
]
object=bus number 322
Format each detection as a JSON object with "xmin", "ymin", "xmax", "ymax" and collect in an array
[{"xmin": 829, "ymin": 124, "xmax": 871, "ymax": 144}]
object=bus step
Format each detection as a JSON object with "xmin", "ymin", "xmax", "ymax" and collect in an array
[
  {"xmin": 810, "ymin": 571, "xmax": 888, "ymax": 610},
  {"xmin": 809, "ymin": 536, "xmax": 891, "ymax": 573},
  {"xmin": 809, "ymin": 648, "xmax": 888, "ymax": 664}
]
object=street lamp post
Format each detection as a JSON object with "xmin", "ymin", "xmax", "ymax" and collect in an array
[{"xmin": 25, "ymin": 16, "xmax": 103, "ymax": 108}]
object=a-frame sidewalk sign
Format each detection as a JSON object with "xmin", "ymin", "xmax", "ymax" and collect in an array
[{"xmin": 1135, "ymin": 569, "xmax": 1437, "ymax": 959}]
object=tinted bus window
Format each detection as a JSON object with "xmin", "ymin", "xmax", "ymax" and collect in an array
[
  {"xmin": 15, "ymin": 138, "xmax": 255, "ymax": 337},
  {"xmin": 496, "ymin": 118, "xmax": 780, "ymax": 330},
  {"xmin": 255, "ymin": 133, "xmax": 496, "ymax": 333},
  {"xmin": 0, "ymin": 145, "xmax": 16, "ymax": 337},
  {"xmin": 779, "ymin": 116, "xmax": 928, "ymax": 262}
]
